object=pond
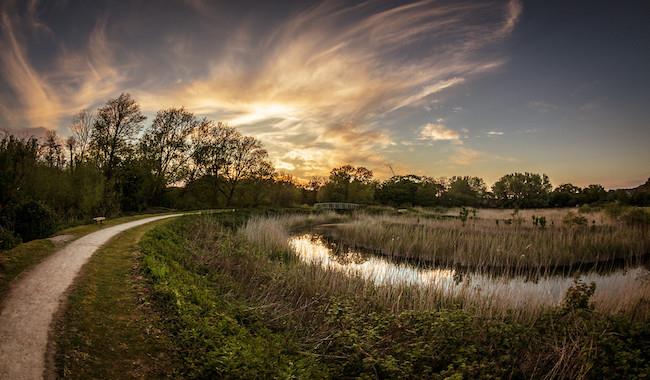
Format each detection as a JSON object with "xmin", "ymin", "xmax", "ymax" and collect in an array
[{"xmin": 288, "ymin": 233, "xmax": 650, "ymax": 310}]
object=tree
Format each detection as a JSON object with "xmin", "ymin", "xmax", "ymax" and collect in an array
[
  {"xmin": 69, "ymin": 109, "xmax": 94, "ymax": 164},
  {"xmin": 318, "ymin": 165, "xmax": 375, "ymax": 203},
  {"xmin": 191, "ymin": 121, "xmax": 240, "ymax": 202},
  {"xmin": 375, "ymin": 175, "xmax": 443, "ymax": 206},
  {"xmin": 65, "ymin": 136, "xmax": 76, "ymax": 169},
  {"xmin": 191, "ymin": 122, "xmax": 274, "ymax": 206},
  {"xmin": 442, "ymin": 176, "xmax": 487, "ymax": 207},
  {"xmin": 302, "ymin": 176, "xmax": 326, "ymax": 205},
  {"xmin": 91, "ymin": 93, "xmax": 146, "ymax": 180},
  {"xmin": 41, "ymin": 130, "xmax": 64, "ymax": 169},
  {"xmin": 581, "ymin": 184, "xmax": 607, "ymax": 204},
  {"xmin": 223, "ymin": 135, "xmax": 274, "ymax": 206},
  {"xmin": 492, "ymin": 172, "xmax": 552, "ymax": 208},
  {"xmin": 140, "ymin": 108, "xmax": 202, "ymax": 198},
  {"xmin": 550, "ymin": 183, "xmax": 581, "ymax": 207}
]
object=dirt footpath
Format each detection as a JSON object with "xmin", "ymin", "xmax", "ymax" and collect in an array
[{"xmin": 0, "ymin": 214, "xmax": 182, "ymax": 380}]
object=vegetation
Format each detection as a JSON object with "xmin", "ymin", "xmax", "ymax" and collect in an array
[
  {"xmin": 245, "ymin": 210, "xmax": 650, "ymax": 271},
  {"xmin": 0, "ymin": 213, "xmax": 172, "ymax": 302},
  {"xmin": 2, "ymin": 93, "xmax": 649, "ymax": 249},
  {"xmin": 138, "ymin": 212, "xmax": 650, "ymax": 378},
  {"xmin": 55, "ymin": 220, "xmax": 178, "ymax": 379}
]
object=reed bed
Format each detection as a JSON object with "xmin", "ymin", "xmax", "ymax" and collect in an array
[
  {"xmin": 331, "ymin": 213, "xmax": 649, "ymax": 270},
  {"xmin": 240, "ymin": 213, "xmax": 650, "ymax": 319},
  {"xmin": 241, "ymin": 211, "xmax": 345, "ymax": 253}
]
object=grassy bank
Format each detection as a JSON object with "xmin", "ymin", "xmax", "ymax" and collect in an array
[
  {"xmin": 140, "ymin": 212, "xmax": 650, "ymax": 378},
  {"xmin": 54, "ymin": 219, "xmax": 179, "ymax": 379},
  {"xmin": 0, "ymin": 212, "xmax": 172, "ymax": 302}
]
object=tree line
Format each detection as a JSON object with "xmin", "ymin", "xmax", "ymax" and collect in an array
[
  {"xmin": 1, "ymin": 93, "xmax": 648, "ymax": 247},
  {"xmin": 315, "ymin": 166, "xmax": 649, "ymax": 208}
]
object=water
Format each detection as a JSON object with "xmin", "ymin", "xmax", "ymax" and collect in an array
[{"xmin": 289, "ymin": 233, "xmax": 650, "ymax": 310}]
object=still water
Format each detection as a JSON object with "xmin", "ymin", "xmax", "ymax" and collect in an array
[{"xmin": 289, "ymin": 233, "xmax": 650, "ymax": 310}]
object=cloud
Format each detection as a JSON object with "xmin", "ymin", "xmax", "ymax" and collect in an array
[
  {"xmin": 487, "ymin": 130, "xmax": 504, "ymax": 136},
  {"xmin": 419, "ymin": 122, "xmax": 462, "ymax": 143},
  {"xmin": 0, "ymin": 0, "xmax": 522, "ymax": 178},
  {"xmin": 450, "ymin": 146, "xmax": 482, "ymax": 165}
]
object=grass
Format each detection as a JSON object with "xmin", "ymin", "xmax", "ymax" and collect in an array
[
  {"xmin": 0, "ymin": 212, "xmax": 172, "ymax": 302},
  {"xmin": 312, "ymin": 212, "xmax": 649, "ymax": 270},
  {"xmin": 54, "ymin": 219, "xmax": 179, "ymax": 379},
  {"xmin": 138, "ymin": 212, "xmax": 650, "ymax": 378}
]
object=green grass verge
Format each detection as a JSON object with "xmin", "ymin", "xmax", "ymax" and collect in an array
[
  {"xmin": 54, "ymin": 219, "xmax": 179, "ymax": 379},
  {"xmin": 0, "ymin": 212, "xmax": 172, "ymax": 302}
]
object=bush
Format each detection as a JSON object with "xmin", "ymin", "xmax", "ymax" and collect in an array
[
  {"xmin": 0, "ymin": 226, "xmax": 21, "ymax": 250},
  {"xmin": 620, "ymin": 208, "xmax": 650, "ymax": 226},
  {"xmin": 562, "ymin": 211, "xmax": 588, "ymax": 227},
  {"xmin": 14, "ymin": 200, "xmax": 58, "ymax": 241}
]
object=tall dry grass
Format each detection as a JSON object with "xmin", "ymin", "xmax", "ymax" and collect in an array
[
  {"xmin": 330, "ymin": 213, "xmax": 649, "ymax": 269},
  {"xmin": 241, "ymin": 212, "xmax": 345, "ymax": 253},
  {"xmin": 238, "ymin": 213, "xmax": 650, "ymax": 319}
]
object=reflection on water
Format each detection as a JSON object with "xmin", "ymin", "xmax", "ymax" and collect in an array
[{"xmin": 289, "ymin": 233, "xmax": 650, "ymax": 309}]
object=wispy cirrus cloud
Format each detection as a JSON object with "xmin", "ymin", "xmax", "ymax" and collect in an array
[{"xmin": 0, "ymin": 0, "xmax": 522, "ymax": 179}]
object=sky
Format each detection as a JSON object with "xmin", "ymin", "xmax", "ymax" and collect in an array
[{"xmin": 0, "ymin": 0, "xmax": 648, "ymax": 188}]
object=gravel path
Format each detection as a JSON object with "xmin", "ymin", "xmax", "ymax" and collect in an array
[{"xmin": 0, "ymin": 214, "xmax": 182, "ymax": 380}]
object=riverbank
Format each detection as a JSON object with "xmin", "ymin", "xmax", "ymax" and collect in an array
[{"xmin": 138, "ymin": 212, "xmax": 650, "ymax": 378}]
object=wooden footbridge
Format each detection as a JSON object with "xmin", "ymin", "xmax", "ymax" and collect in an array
[{"xmin": 314, "ymin": 202, "xmax": 360, "ymax": 211}]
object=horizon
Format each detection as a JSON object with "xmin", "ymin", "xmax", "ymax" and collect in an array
[{"xmin": 1, "ymin": 0, "xmax": 649, "ymax": 188}]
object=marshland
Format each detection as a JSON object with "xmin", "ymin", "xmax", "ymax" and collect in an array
[
  {"xmin": 3, "ymin": 1, "xmax": 650, "ymax": 378},
  {"xmin": 133, "ymin": 208, "xmax": 650, "ymax": 378}
]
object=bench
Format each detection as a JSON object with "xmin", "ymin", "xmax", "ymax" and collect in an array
[{"xmin": 92, "ymin": 216, "xmax": 106, "ymax": 224}]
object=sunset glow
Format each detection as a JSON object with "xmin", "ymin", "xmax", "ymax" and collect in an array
[{"xmin": 1, "ymin": 0, "xmax": 648, "ymax": 187}]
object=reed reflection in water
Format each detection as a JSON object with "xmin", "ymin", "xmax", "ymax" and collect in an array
[{"xmin": 288, "ymin": 233, "xmax": 650, "ymax": 311}]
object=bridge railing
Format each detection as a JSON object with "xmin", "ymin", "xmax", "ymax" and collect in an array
[{"xmin": 313, "ymin": 202, "xmax": 360, "ymax": 210}]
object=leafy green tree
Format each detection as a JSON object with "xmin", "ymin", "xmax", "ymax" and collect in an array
[
  {"xmin": 581, "ymin": 184, "xmax": 607, "ymax": 204},
  {"xmin": 376, "ymin": 175, "xmax": 444, "ymax": 206},
  {"xmin": 492, "ymin": 172, "xmax": 552, "ymax": 208},
  {"xmin": 442, "ymin": 176, "xmax": 487, "ymax": 207},
  {"xmin": 550, "ymin": 183, "xmax": 582, "ymax": 207},
  {"xmin": 318, "ymin": 165, "xmax": 375, "ymax": 203},
  {"xmin": 140, "ymin": 108, "xmax": 202, "ymax": 199}
]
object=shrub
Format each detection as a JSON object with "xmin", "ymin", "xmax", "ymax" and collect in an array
[
  {"xmin": 0, "ymin": 226, "xmax": 21, "ymax": 250},
  {"xmin": 620, "ymin": 208, "xmax": 650, "ymax": 226},
  {"xmin": 603, "ymin": 203, "xmax": 626, "ymax": 220},
  {"xmin": 14, "ymin": 200, "xmax": 58, "ymax": 241},
  {"xmin": 562, "ymin": 278, "xmax": 596, "ymax": 312},
  {"xmin": 562, "ymin": 211, "xmax": 588, "ymax": 227}
]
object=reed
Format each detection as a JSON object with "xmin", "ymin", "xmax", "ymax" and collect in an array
[
  {"xmin": 240, "ymin": 212, "xmax": 650, "ymax": 318},
  {"xmin": 331, "ymin": 213, "xmax": 649, "ymax": 270}
]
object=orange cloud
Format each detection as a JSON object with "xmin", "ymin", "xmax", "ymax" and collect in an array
[{"xmin": 0, "ymin": 0, "xmax": 522, "ymax": 179}]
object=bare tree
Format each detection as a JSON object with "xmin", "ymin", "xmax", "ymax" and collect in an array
[
  {"xmin": 41, "ymin": 130, "xmax": 64, "ymax": 168},
  {"xmin": 91, "ymin": 93, "xmax": 146, "ymax": 180},
  {"xmin": 223, "ymin": 135, "xmax": 274, "ymax": 206},
  {"xmin": 191, "ymin": 121, "xmax": 273, "ymax": 206},
  {"xmin": 69, "ymin": 109, "xmax": 94, "ymax": 163},
  {"xmin": 191, "ymin": 121, "xmax": 239, "ymax": 194}
]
